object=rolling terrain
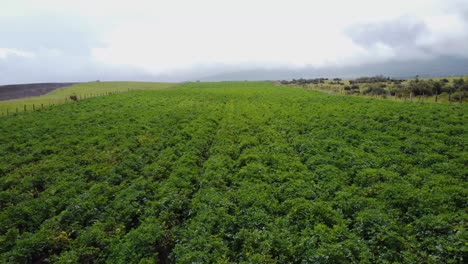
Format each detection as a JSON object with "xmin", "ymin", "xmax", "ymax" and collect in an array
[
  {"xmin": 0, "ymin": 83, "xmax": 77, "ymax": 101},
  {"xmin": 0, "ymin": 82, "xmax": 466, "ymax": 263},
  {"xmin": 0, "ymin": 82, "xmax": 176, "ymax": 116}
]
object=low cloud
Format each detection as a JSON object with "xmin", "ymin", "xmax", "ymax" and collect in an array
[
  {"xmin": 0, "ymin": 48, "xmax": 35, "ymax": 59},
  {"xmin": 0, "ymin": 15, "xmax": 103, "ymax": 56},
  {"xmin": 1, "ymin": 0, "xmax": 468, "ymax": 83},
  {"xmin": 0, "ymin": 53, "xmax": 156, "ymax": 84},
  {"xmin": 346, "ymin": 13, "xmax": 468, "ymax": 61},
  {"xmin": 347, "ymin": 17, "xmax": 428, "ymax": 48},
  {"xmin": 0, "ymin": 15, "xmax": 156, "ymax": 84}
]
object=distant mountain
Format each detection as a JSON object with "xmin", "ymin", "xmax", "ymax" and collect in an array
[{"xmin": 201, "ymin": 56, "xmax": 468, "ymax": 81}]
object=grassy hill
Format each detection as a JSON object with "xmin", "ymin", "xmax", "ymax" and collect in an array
[
  {"xmin": 0, "ymin": 82, "xmax": 466, "ymax": 263},
  {"xmin": 0, "ymin": 82, "xmax": 176, "ymax": 116},
  {"xmin": 0, "ymin": 83, "xmax": 78, "ymax": 101}
]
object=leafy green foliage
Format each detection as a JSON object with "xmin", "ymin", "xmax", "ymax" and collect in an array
[
  {"xmin": 0, "ymin": 82, "xmax": 466, "ymax": 263},
  {"xmin": 290, "ymin": 76, "xmax": 468, "ymax": 103}
]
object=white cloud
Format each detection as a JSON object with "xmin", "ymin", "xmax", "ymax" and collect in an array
[
  {"xmin": 1, "ymin": 0, "xmax": 467, "ymax": 82},
  {"xmin": 87, "ymin": 0, "xmax": 447, "ymax": 73},
  {"xmin": 90, "ymin": 19, "xmax": 369, "ymax": 73},
  {"xmin": 80, "ymin": 0, "xmax": 460, "ymax": 73},
  {"xmin": 419, "ymin": 14, "xmax": 468, "ymax": 56},
  {"xmin": 0, "ymin": 48, "xmax": 35, "ymax": 59}
]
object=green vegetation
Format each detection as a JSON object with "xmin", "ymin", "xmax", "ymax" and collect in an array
[
  {"xmin": 0, "ymin": 82, "xmax": 176, "ymax": 116},
  {"xmin": 284, "ymin": 76, "xmax": 468, "ymax": 103},
  {"xmin": 0, "ymin": 82, "xmax": 467, "ymax": 263}
]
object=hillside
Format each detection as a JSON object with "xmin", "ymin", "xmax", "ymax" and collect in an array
[
  {"xmin": 0, "ymin": 82, "xmax": 466, "ymax": 263},
  {"xmin": 0, "ymin": 82, "xmax": 176, "ymax": 116},
  {"xmin": 0, "ymin": 83, "xmax": 77, "ymax": 101}
]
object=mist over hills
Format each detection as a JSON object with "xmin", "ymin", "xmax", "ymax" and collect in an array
[
  {"xmin": 199, "ymin": 56, "xmax": 468, "ymax": 81},
  {"xmin": 1, "ymin": 56, "xmax": 467, "ymax": 85}
]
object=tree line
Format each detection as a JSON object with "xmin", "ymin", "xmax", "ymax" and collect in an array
[{"xmin": 283, "ymin": 76, "xmax": 468, "ymax": 102}]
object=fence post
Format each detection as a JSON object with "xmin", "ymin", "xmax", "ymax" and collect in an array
[{"xmin": 41, "ymin": 104, "xmax": 44, "ymax": 110}]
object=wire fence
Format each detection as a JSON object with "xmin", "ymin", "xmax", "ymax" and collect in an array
[{"xmin": 0, "ymin": 89, "xmax": 134, "ymax": 118}]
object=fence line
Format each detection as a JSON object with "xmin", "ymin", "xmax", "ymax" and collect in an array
[{"xmin": 0, "ymin": 89, "xmax": 130, "ymax": 118}]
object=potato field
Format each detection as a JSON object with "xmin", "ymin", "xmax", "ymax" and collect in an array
[{"xmin": 0, "ymin": 82, "xmax": 466, "ymax": 263}]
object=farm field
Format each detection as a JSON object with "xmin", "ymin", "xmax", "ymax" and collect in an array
[
  {"xmin": 0, "ymin": 82, "xmax": 467, "ymax": 263},
  {"xmin": 0, "ymin": 82, "xmax": 176, "ymax": 116}
]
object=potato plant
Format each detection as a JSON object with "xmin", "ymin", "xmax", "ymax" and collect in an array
[{"xmin": 0, "ymin": 82, "xmax": 466, "ymax": 263}]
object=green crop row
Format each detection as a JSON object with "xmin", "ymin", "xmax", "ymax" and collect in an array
[{"xmin": 0, "ymin": 82, "xmax": 466, "ymax": 263}]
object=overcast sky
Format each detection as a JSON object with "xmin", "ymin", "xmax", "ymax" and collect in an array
[{"xmin": 1, "ymin": 0, "xmax": 467, "ymax": 84}]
